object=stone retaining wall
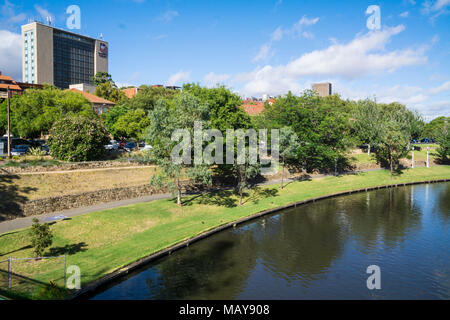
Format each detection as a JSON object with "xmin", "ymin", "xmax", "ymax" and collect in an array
[{"xmin": 0, "ymin": 161, "xmax": 150, "ymax": 175}]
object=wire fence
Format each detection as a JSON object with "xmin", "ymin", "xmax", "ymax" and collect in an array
[{"xmin": 0, "ymin": 255, "xmax": 66, "ymax": 299}]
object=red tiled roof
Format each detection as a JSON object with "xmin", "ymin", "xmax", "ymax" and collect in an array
[
  {"xmin": 68, "ymin": 88, "xmax": 115, "ymax": 105},
  {"xmin": 240, "ymin": 100, "xmax": 265, "ymax": 116},
  {"xmin": 0, "ymin": 75, "xmax": 22, "ymax": 91},
  {"xmin": 121, "ymin": 87, "xmax": 140, "ymax": 99}
]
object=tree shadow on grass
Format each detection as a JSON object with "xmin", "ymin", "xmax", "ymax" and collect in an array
[
  {"xmin": 242, "ymin": 187, "xmax": 279, "ymax": 205},
  {"xmin": 0, "ymin": 245, "xmax": 32, "ymax": 257},
  {"xmin": 47, "ymin": 242, "xmax": 88, "ymax": 256},
  {"xmin": 184, "ymin": 190, "xmax": 238, "ymax": 208},
  {"xmin": 0, "ymin": 173, "xmax": 37, "ymax": 222}
]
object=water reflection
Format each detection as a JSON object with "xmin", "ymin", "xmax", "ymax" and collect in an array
[{"xmin": 91, "ymin": 183, "xmax": 450, "ymax": 300}]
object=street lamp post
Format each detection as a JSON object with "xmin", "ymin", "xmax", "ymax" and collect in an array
[
  {"xmin": 426, "ymin": 147, "xmax": 430, "ymax": 168},
  {"xmin": 411, "ymin": 146, "xmax": 414, "ymax": 169},
  {"xmin": 6, "ymin": 85, "xmax": 11, "ymax": 159}
]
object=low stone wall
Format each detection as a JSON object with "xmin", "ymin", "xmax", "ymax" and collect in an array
[
  {"xmin": 0, "ymin": 184, "xmax": 167, "ymax": 221},
  {"xmin": 0, "ymin": 161, "xmax": 150, "ymax": 175}
]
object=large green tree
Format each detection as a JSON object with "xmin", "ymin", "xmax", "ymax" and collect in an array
[
  {"xmin": 114, "ymin": 108, "xmax": 150, "ymax": 140},
  {"xmin": 48, "ymin": 116, "xmax": 110, "ymax": 162},
  {"xmin": 95, "ymin": 82, "xmax": 127, "ymax": 103},
  {"xmin": 0, "ymin": 85, "xmax": 95, "ymax": 138},
  {"xmin": 145, "ymin": 93, "xmax": 212, "ymax": 206},
  {"xmin": 374, "ymin": 121, "xmax": 409, "ymax": 179},
  {"xmin": 258, "ymin": 90, "xmax": 352, "ymax": 173},
  {"xmin": 352, "ymin": 99, "xmax": 383, "ymax": 155}
]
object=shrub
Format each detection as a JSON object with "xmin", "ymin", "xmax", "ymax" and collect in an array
[
  {"xmin": 29, "ymin": 218, "xmax": 53, "ymax": 257},
  {"xmin": 29, "ymin": 147, "xmax": 47, "ymax": 157},
  {"xmin": 12, "ymin": 156, "xmax": 20, "ymax": 160},
  {"xmin": 48, "ymin": 116, "xmax": 110, "ymax": 162}
]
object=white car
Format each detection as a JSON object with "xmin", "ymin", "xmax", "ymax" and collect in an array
[
  {"xmin": 142, "ymin": 144, "xmax": 153, "ymax": 151},
  {"xmin": 105, "ymin": 140, "xmax": 120, "ymax": 150}
]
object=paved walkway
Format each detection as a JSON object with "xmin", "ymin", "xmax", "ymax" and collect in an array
[{"xmin": 0, "ymin": 166, "xmax": 416, "ymax": 235}]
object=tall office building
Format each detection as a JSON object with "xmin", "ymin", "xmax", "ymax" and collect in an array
[
  {"xmin": 21, "ymin": 22, "xmax": 108, "ymax": 88},
  {"xmin": 312, "ymin": 83, "xmax": 332, "ymax": 97}
]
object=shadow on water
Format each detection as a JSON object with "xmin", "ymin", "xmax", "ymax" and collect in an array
[{"xmin": 0, "ymin": 173, "xmax": 37, "ymax": 222}]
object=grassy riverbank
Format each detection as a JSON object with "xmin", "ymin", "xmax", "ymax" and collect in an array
[{"xmin": 1, "ymin": 166, "xmax": 449, "ymax": 299}]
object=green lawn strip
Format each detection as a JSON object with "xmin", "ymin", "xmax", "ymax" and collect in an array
[{"xmin": 0, "ymin": 166, "xmax": 449, "ymax": 299}]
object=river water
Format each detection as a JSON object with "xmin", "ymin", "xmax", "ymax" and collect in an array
[{"xmin": 91, "ymin": 183, "xmax": 450, "ymax": 300}]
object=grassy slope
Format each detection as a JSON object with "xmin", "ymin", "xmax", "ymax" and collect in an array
[
  {"xmin": 0, "ymin": 166, "xmax": 449, "ymax": 299},
  {"xmin": 1, "ymin": 167, "xmax": 159, "ymax": 201}
]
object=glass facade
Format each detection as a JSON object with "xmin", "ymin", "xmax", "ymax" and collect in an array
[
  {"xmin": 53, "ymin": 30, "xmax": 95, "ymax": 89},
  {"xmin": 24, "ymin": 31, "xmax": 35, "ymax": 83}
]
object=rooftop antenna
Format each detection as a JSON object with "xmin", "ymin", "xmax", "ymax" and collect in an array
[
  {"xmin": 46, "ymin": 16, "xmax": 52, "ymax": 26},
  {"xmin": 99, "ymin": 33, "xmax": 103, "ymax": 40}
]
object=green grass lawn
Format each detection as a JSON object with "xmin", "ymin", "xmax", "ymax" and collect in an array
[{"xmin": 1, "ymin": 166, "xmax": 449, "ymax": 299}]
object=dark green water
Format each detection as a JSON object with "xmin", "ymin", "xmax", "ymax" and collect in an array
[{"xmin": 91, "ymin": 183, "xmax": 450, "ymax": 300}]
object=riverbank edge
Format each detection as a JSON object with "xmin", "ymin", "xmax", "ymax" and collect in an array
[{"xmin": 68, "ymin": 177, "xmax": 450, "ymax": 300}]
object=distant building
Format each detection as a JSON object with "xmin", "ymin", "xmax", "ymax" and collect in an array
[
  {"xmin": 312, "ymin": 83, "xmax": 332, "ymax": 97},
  {"xmin": 69, "ymin": 83, "xmax": 97, "ymax": 94},
  {"xmin": 121, "ymin": 87, "xmax": 141, "ymax": 99},
  {"xmin": 0, "ymin": 73, "xmax": 22, "ymax": 99},
  {"xmin": 240, "ymin": 97, "xmax": 275, "ymax": 116},
  {"xmin": 22, "ymin": 22, "xmax": 108, "ymax": 89},
  {"xmin": 68, "ymin": 88, "xmax": 115, "ymax": 115}
]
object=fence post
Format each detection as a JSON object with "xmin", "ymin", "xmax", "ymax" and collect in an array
[
  {"xmin": 64, "ymin": 254, "xmax": 67, "ymax": 288},
  {"xmin": 8, "ymin": 257, "xmax": 11, "ymax": 289}
]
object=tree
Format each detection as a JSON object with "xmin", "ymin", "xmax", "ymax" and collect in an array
[
  {"xmin": 91, "ymin": 72, "xmax": 113, "ymax": 86},
  {"xmin": 435, "ymin": 119, "xmax": 449, "ymax": 164},
  {"xmin": 234, "ymin": 160, "xmax": 260, "ymax": 206},
  {"xmin": 48, "ymin": 116, "xmax": 110, "ymax": 162},
  {"xmin": 95, "ymin": 82, "xmax": 127, "ymax": 103},
  {"xmin": 423, "ymin": 116, "xmax": 450, "ymax": 140},
  {"xmin": 145, "ymin": 93, "xmax": 212, "ymax": 206},
  {"xmin": 374, "ymin": 121, "xmax": 409, "ymax": 180},
  {"xmin": 0, "ymin": 85, "xmax": 95, "ymax": 138},
  {"xmin": 127, "ymin": 85, "xmax": 178, "ymax": 113},
  {"xmin": 100, "ymin": 104, "xmax": 131, "ymax": 138},
  {"xmin": 279, "ymin": 127, "xmax": 300, "ymax": 189},
  {"xmin": 258, "ymin": 90, "xmax": 351, "ymax": 173},
  {"xmin": 352, "ymin": 99, "xmax": 383, "ymax": 155},
  {"xmin": 29, "ymin": 218, "xmax": 53, "ymax": 257},
  {"xmin": 114, "ymin": 108, "xmax": 150, "ymax": 140}
]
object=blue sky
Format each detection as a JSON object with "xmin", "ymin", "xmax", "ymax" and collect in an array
[{"xmin": 0, "ymin": 0, "xmax": 449, "ymax": 119}]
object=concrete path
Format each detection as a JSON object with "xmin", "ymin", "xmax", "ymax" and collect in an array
[{"xmin": 0, "ymin": 166, "xmax": 422, "ymax": 235}]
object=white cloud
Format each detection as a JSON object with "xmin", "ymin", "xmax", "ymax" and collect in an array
[
  {"xmin": 253, "ymin": 15, "xmax": 319, "ymax": 63},
  {"xmin": 1, "ymin": 0, "xmax": 26, "ymax": 26},
  {"xmin": 34, "ymin": 4, "xmax": 54, "ymax": 23},
  {"xmin": 166, "ymin": 71, "xmax": 190, "ymax": 86},
  {"xmin": 203, "ymin": 72, "xmax": 230, "ymax": 87},
  {"xmin": 241, "ymin": 26, "xmax": 427, "ymax": 96},
  {"xmin": 433, "ymin": 0, "xmax": 450, "ymax": 10},
  {"xmin": 253, "ymin": 44, "xmax": 274, "ymax": 63},
  {"xmin": 0, "ymin": 29, "xmax": 22, "ymax": 80},
  {"xmin": 399, "ymin": 11, "xmax": 409, "ymax": 18},
  {"xmin": 430, "ymin": 81, "xmax": 450, "ymax": 94},
  {"xmin": 157, "ymin": 10, "xmax": 179, "ymax": 23}
]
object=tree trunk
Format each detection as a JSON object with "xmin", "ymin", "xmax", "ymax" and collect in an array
[
  {"xmin": 281, "ymin": 162, "xmax": 285, "ymax": 189},
  {"xmin": 390, "ymin": 160, "xmax": 393, "ymax": 181},
  {"xmin": 239, "ymin": 185, "xmax": 243, "ymax": 206},
  {"xmin": 176, "ymin": 177, "xmax": 182, "ymax": 206},
  {"xmin": 368, "ymin": 144, "xmax": 371, "ymax": 155}
]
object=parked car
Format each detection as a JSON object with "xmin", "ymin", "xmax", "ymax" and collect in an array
[
  {"xmin": 124, "ymin": 142, "xmax": 137, "ymax": 152},
  {"xmin": 421, "ymin": 138, "xmax": 430, "ymax": 143},
  {"xmin": 119, "ymin": 140, "xmax": 128, "ymax": 149},
  {"xmin": 11, "ymin": 145, "xmax": 30, "ymax": 156},
  {"xmin": 105, "ymin": 140, "xmax": 120, "ymax": 150},
  {"xmin": 138, "ymin": 140, "xmax": 146, "ymax": 148},
  {"xmin": 41, "ymin": 145, "xmax": 50, "ymax": 155}
]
